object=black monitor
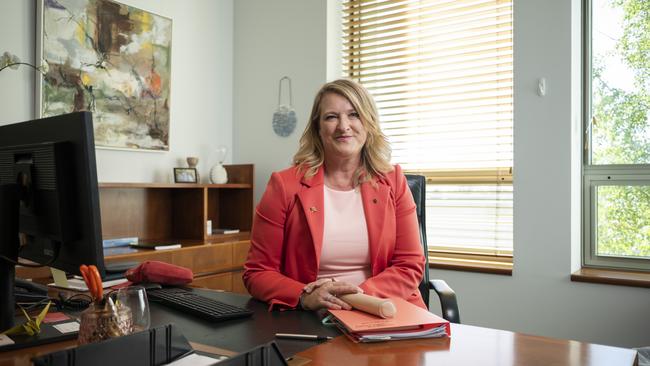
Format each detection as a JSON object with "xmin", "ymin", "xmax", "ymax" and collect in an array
[{"xmin": 0, "ymin": 111, "xmax": 105, "ymax": 333}]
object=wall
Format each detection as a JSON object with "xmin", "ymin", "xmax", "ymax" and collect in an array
[
  {"xmin": 233, "ymin": 0, "xmax": 327, "ymax": 201},
  {"xmin": 233, "ymin": 0, "xmax": 650, "ymax": 348},
  {"xmin": 0, "ymin": 0, "xmax": 233, "ymax": 183}
]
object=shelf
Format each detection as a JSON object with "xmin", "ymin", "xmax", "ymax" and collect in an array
[
  {"xmin": 207, "ymin": 231, "xmax": 251, "ymax": 242},
  {"xmin": 99, "ymin": 182, "xmax": 252, "ymax": 189},
  {"xmin": 104, "ymin": 238, "xmax": 248, "ymax": 258}
]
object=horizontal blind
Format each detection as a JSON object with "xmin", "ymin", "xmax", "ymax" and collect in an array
[{"xmin": 343, "ymin": 0, "xmax": 513, "ymax": 255}]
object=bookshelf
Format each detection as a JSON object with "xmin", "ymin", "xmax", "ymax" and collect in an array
[{"xmin": 100, "ymin": 164, "xmax": 254, "ymax": 293}]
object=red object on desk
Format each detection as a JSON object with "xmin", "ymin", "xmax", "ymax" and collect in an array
[
  {"xmin": 42, "ymin": 312, "xmax": 70, "ymax": 324},
  {"xmin": 125, "ymin": 261, "xmax": 193, "ymax": 285},
  {"xmin": 79, "ymin": 264, "xmax": 103, "ymax": 302}
]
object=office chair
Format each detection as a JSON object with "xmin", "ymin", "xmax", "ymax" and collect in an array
[{"xmin": 405, "ymin": 174, "xmax": 461, "ymax": 324}]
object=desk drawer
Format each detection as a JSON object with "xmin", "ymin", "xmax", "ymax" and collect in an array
[
  {"xmin": 105, "ymin": 250, "xmax": 174, "ymax": 266},
  {"xmin": 174, "ymin": 244, "xmax": 232, "ymax": 275},
  {"xmin": 105, "ymin": 243, "xmax": 235, "ymax": 274},
  {"xmin": 231, "ymin": 270, "xmax": 247, "ymax": 294},
  {"xmin": 191, "ymin": 272, "xmax": 232, "ymax": 291}
]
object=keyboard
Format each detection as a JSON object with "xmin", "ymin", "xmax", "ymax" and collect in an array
[{"xmin": 147, "ymin": 288, "xmax": 253, "ymax": 322}]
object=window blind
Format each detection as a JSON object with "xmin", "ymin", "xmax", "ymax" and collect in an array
[{"xmin": 343, "ymin": 0, "xmax": 513, "ymax": 261}]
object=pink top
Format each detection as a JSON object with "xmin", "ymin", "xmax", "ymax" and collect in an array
[{"xmin": 317, "ymin": 185, "xmax": 371, "ymax": 286}]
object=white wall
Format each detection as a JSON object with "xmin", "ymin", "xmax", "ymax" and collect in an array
[
  {"xmin": 233, "ymin": 0, "xmax": 327, "ymax": 201},
  {"xmin": 0, "ymin": 0, "xmax": 233, "ymax": 183},
  {"xmin": 0, "ymin": 1, "xmax": 35, "ymax": 125},
  {"xmin": 233, "ymin": 0, "xmax": 650, "ymax": 349}
]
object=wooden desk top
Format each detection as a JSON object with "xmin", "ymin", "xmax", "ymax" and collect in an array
[
  {"xmin": 0, "ymin": 340, "xmax": 77, "ymax": 366},
  {"xmin": 0, "ymin": 291, "xmax": 638, "ymax": 366},
  {"xmin": 295, "ymin": 323, "xmax": 638, "ymax": 366}
]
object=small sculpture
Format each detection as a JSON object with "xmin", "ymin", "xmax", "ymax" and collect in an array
[{"xmin": 186, "ymin": 157, "xmax": 199, "ymax": 182}]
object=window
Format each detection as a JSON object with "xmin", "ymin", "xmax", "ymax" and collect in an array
[
  {"xmin": 583, "ymin": 0, "xmax": 650, "ymax": 271},
  {"xmin": 342, "ymin": 0, "xmax": 513, "ymax": 272}
]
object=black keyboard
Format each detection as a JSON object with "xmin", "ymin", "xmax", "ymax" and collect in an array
[{"xmin": 147, "ymin": 288, "xmax": 253, "ymax": 322}]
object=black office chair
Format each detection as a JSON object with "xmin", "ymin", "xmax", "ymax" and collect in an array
[{"xmin": 405, "ymin": 174, "xmax": 461, "ymax": 324}]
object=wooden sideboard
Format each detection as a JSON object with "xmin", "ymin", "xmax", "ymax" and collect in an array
[
  {"xmin": 17, "ymin": 164, "xmax": 254, "ymax": 294},
  {"xmin": 100, "ymin": 164, "xmax": 254, "ymax": 293}
]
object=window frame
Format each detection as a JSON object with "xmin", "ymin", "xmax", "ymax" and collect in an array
[
  {"xmin": 583, "ymin": 166, "xmax": 650, "ymax": 270},
  {"xmin": 582, "ymin": 0, "xmax": 650, "ymax": 272}
]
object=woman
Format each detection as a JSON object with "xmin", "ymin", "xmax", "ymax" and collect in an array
[{"xmin": 243, "ymin": 79, "xmax": 425, "ymax": 311}]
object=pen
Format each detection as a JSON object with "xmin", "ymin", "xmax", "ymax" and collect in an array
[{"xmin": 275, "ymin": 333, "xmax": 333, "ymax": 341}]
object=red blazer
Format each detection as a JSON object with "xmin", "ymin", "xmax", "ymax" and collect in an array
[{"xmin": 243, "ymin": 164, "xmax": 426, "ymax": 310}]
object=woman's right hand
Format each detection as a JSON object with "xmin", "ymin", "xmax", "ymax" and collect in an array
[{"xmin": 300, "ymin": 279, "xmax": 362, "ymax": 311}]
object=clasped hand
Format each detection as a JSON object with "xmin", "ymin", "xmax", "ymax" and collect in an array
[{"xmin": 300, "ymin": 278, "xmax": 362, "ymax": 311}]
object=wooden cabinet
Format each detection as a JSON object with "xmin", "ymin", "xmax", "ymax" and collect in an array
[{"xmin": 100, "ymin": 164, "xmax": 254, "ymax": 294}]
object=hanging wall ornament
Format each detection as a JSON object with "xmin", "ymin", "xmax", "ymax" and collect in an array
[{"xmin": 272, "ymin": 76, "xmax": 297, "ymax": 137}]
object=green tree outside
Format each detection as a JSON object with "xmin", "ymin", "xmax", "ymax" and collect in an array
[{"xmin": 592, "ymin": 0, "xmax": 650, "ymax": 258}]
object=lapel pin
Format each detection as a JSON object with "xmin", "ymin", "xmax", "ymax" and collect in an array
[{"xmin": 310, "ymin": 206, "xmax": 318, "ymax": 213}]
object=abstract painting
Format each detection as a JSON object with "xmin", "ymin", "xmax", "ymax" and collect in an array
[{"xmin": 37, "ymin": 0, "xmax": 172, "ymax": 151}]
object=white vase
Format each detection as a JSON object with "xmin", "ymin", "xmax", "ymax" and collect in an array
[{"xmin": 210, "ymin": 163, "xmax": 228, "ymax": 184}]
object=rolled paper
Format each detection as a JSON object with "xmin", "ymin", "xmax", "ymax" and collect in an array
[{"xmin": 339, "ymin": 293, "xmax": 397, "ymax": 318}]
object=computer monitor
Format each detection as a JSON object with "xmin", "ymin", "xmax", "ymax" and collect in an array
[{"xmin": 0, "ymin": 111, "xmax": 105, "ymax": 333}]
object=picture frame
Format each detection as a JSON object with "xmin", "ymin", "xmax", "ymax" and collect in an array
[
  {"xmin": 174, "ymin": 168, "xmax": 198, "ymax": 184},
  {"xmin": 36, "ymin": 0, "xmax": 173, "ymax": 152}
]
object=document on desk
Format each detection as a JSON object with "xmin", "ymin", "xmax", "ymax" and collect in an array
[
  {"xmin": 328, "ymin": 297, "xmax": 451, "ymax": 343},
  {"xmin": 48, "ymin": 277, "xmax": 129, "ymax": 291},
  {"xmin": 166, "ymin": 353, "xmax": 227, "ymax": 365},
  {"xmin": 0, "ymin": 334, "xmax": 15, "ymax": 347}
]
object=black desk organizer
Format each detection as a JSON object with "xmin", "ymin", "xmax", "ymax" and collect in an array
[
  {"xmin": 32, "ymin": 323, "xmax": 287, "ymax": 366},
  {"xmin": 32, "ymin": 323, "xmax": 191, "ymax": 366},
  {"xmin": 220, "ymin": 341, "xmax": 287, "ymax": 366}
]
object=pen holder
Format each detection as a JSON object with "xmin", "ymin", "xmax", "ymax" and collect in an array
[{"xmin": 78, "ymin": 299, "xmax": 132, "ymax": 345}]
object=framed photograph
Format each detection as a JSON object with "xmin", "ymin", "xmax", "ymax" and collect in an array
[
  {"xmin": 174, "ymin": 168, "xmax": 198, "ymax": 183},
  {"xmin": 36, "ymin": 0, "xmax": 173, "ymax": 152}
]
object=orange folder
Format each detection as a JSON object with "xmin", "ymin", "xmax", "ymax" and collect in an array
[{"xmin": 328, "ymin": 297, "xmax": 451, "ymax": 342}]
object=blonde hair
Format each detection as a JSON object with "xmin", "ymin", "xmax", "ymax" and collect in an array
[{"xmin": 293, "ymin": 79, "xmax": 392, "ymax": 186}]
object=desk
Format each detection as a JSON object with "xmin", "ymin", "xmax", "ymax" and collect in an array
[
  {"xmin": 0, "ymin": 290, "xmax": 638, "ymax": 366},
  {"xmin": 297, "ymin": 324, "xmax": 639, "ymax": 366}
]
